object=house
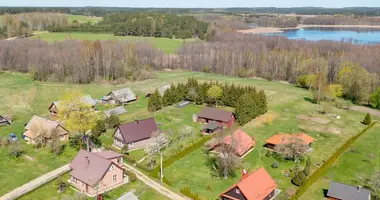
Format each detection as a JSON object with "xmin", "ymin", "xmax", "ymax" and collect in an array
[
  {"xmin": 197, "ymin": 107, "xmax": 235, "ymax": 128},
  {"xmin": 23, "ymin": 115, "xmax": 69, "ymax": 144},
  {"xmin": 146, "ymin": 84, "xmax": 171, "ymax": 98},
  {"xmin": 327, "ymin": 181, "xmax": 371, "ymax": 200},
  {"xmin": 103, "ymin": 88, "xmax": 137, "ymax": 105},
  {"xmin": 209, "ymin": 129, "xmax": 255, "ymax": 158},
  {"xmin": 220, "ymin": 168, "xmax": 278, "ymax": 200},
  {"xmin": 69, "ymin": 150, "xmax": 125, "ymax": 197},
  {"xmin": 48, "ymin": 95, "xmax": 97, "ymax": 116},
  {"xmin": 265, "ymin": 132, "xmax": 314, "ymax": 151},
  {"xmin": 116, "ymin": 191, "xmax": 139, "ymax": 200},
  {"xmin": 202, "ymin": 121, "xmax": 221, "ymax": 134},
  {"xmin": 113, "ymin": 118, "xmax": 159, "ymax": 150},
  {"xmin": 104, "ymin": 106, "xmax": 128, "ymax": 118},
  {"xmin": 0, "ymin": 115, "xmax": 12, "ymax": 126}
]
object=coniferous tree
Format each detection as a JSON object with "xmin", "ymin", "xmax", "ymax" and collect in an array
[
  {"xmin": 148, "ymin": 89, "xmax": 162, "ymax": 112},
  {"xmin": 258, "ymin": 90, "xmax": 268, "ymax": 115},
  {"xmin": 362, "ymin": 113, "xmax": 372, "ymax": 125},
  {"xmin": 303, "ymin": 157, "xmax": 311, "ymax": 176},
  {"xmin": 292, "ymin": 171, "xmax": 307, "ymax": 186},
  {"xmin": 162, "ymin": 89, "xmax": 171, "ymax": 107}
]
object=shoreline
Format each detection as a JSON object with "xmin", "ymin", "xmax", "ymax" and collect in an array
[{"xmin": 238, "ymin": 24, "xmax": 380, "ymax": 34}]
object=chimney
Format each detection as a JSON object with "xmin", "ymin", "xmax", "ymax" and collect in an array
[
  {"xmin": 85, "ymin": 156, "xmax": 89, "ymax": 169},
  {"xmin": 135, "ymin": 120, "xmax": 139, "ymax": 124},
  {"xmin": 241, "ymin": 168, "xmax": 248, "ymax": 180}
]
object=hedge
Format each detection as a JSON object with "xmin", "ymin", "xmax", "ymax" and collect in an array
[
  {"xmin": 180, "ymin": 186, "xmax": 203, "ymax": 200},
  {"xmin": 290, "ymin": 122, "xmax": 377, "ymax": 200},
  {"xmin": 125, "ymin": 170, "xmax": 137, "ymax": 182}
]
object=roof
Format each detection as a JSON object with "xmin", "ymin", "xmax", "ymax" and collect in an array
[
  {"xmin": 94, "ymin": 150, "xmax": 123, "ymax": 159},
  {"xmin": 104, "ymin": 106, "xmax": 128, "ymax": 117},
  {"xmin": 70, "ymin": 150, "xmax": 122, "ymax": 186},
  {"xmin": 197, "ymin": 107, "xmax": 234, "ymax": 122},
  {"xmin": 158, "ymin": 84, "xmax": 171, "ymax": 96},
  {"xmin": 204, "ymin": 121, "xmax": 220, "ymax": 130},
  {"xmin": 109, "ymin": 88, "xmax": 136, "ymax": 102},
  {"xmin": 222, "ymin": 129, "xmax": 255, "ymax": 157},
  {"xmin": 116, "ymin": 191, "xmax": 139, "ymax": 200},
  {"xmin": 265, "ymin": 132, "xmax": 314, "ymax": 145},
  {"xmin": 0, "ymin": 115, "xmax": 12, "ymax": 124},
  {"xmin": 116, "ymin": 118, "xmax": 159, "ymax": 144},
  {"xmin": 51, "ymin": 95, "xmax": 97, "ymax": 110},
  {"xmin": 327, "ymin": 181, "xmax": 371, "ymax": 200},
  {"xmin": 176, "ymin": 101, "xmax": 190, "ymax": 108},
  {"xmin": 221, "ymin": 168, "xmax": 277, "ymax": 200},
  {"xmin": 24, "ymin": 115, "xmax": 68, "ymax": 139}
]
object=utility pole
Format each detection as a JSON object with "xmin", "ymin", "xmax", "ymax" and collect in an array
[{"xmin": 160, "ymin": 151, "xmax": 163, "ymax": 182}]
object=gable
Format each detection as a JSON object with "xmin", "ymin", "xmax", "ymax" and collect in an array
[{"xmin": 222, "ymin": 186, "xmax": 247, "ymax": 200}]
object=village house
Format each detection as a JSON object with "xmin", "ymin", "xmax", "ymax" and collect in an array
[
  {"xmin": 327, "ymin": 181, "xmax": 371, "ymax": 200},
  {"xmin": 145, "ymin": 84, "xmax": 171, "ymax": 98},
  {"xmin": 0, "ymin": 115, "xmax": 12, "ymax": 127},
  {"xmin": 220, "ymin": 168, "xmax": 278, "ymax": 200},
  {"xmin": 113, "ymin": 118, "xmax": 159, "ymax": 150},
  {"xmin": 265, "ymin": 132, "xmax": 314, "ymax": 151},
  {"xmin": 69, "ymin": 150, "xmax": 125, "ymax": 197},
  {"xmin": 23, "ymin": 115, "xmax": 69, "ymax": 144},
  {"xmin": 208, "ymin": 129, "xmax": 255, "ymax": 158},
  {"xmin": 197, "ymin": 107, "xmax": 235, "ymax": 128},
  {"xmin": 48, "ymin": 95, "xmax": 97, "ymax": 116},
  {"xmin": 102, "ymin": 88, "xmax": 137, "ymax": 105},
  {"xmin": 104, "ymin": 106, "xmax": 128, "ymax": 118}
]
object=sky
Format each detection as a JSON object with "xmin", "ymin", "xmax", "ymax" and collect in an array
[{"xmin": 1, "ymin": 0, "xmax": 380, "ymax": 8}]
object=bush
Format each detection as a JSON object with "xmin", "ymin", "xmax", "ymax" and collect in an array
[
  {"xmin": 265, "ymin": 150, "xmax": 272, "ymax": 157},
  {"xmin": 0, "ymin": 137, "xmax": 10, "ymax": 147},
  {"xmin": 93, "ymin": 120, "xmax": 106, "ymax": 137},
  {"xmin": 362, "ymin": 113, "xmax": 371, "ymax": 125},
  {"xmin": 125, "ymin": 170, "xmax": 137, "ymax": 182},
  {"xmin": 124, "ymin": 154, "xmax": 136, "ymax": 164},
  {"xmin": 162, "ymin": 176, "xmax": 172, "ymax": 186},
  {"xmin": 271, "ymin": 162, "xmax": 279, "ymax": 168},
  {"xmin": 180, "ymin": 187, "xmax": 202, "ymax": 200},
  {"xmin": 105, "ymin": 115, "xmax": 121, "ymax": 129},
  {"xmin": 292, "ymin": 171, "xmax": 307, "ymax": 186}
]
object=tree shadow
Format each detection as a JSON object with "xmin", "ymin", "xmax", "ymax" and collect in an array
[
  {"xmin": 322, "ymin": 189, "xmax": 328, "ymax": 197},
  {"xmin": 304, "ymin": 97, "xmax": 317, "ymax": 104}
]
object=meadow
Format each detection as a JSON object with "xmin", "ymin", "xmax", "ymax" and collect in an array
[
  {"xmin": 0, "ymin": 71, "xmax": 379, "ymax": 199},
  {"xmin": 32, "ymin": 32, "xmax": 192, "ymax": 54}
]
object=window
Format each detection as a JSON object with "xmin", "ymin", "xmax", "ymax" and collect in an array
[
  {"xmin": 236, "ymin": 188, "xmax": 240, "ymax": 194},
  {"xmin": 113, "ymin": 174, "xmax": 117, "ymax": 182},
  {"xmin": 109, "ymin": 165, "xmax": 115, "ymax": 171},
  {"xmin": 72, "ymin": 177, "xmax": 77, "ymax": 183},
  {"xmin": 117, "ymin": 158, "xmax": 122, "ymax": 164}
]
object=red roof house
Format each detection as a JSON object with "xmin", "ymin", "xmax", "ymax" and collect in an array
[
  {"xmin": 209, "ymin": 129, "xmax": 255, "ymax": 158},
  {"xmin": 265, "ymin": 132, "xmax": 314, "ymax": 150},
  {"xmin": 197, "ymin": 107, "xmax": 235, "ymax": 128},
  {"xmin": 220, "ymin": 168, "xmax": 277, "ymax": 200}
]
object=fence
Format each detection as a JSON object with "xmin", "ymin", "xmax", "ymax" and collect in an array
[{"xmin": 290, "ymin": 122, "xmax": 377, "ymax": 200}]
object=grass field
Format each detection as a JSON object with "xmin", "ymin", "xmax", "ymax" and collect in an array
[
  {"xmin": 1, "ymin": 71, "xmax": 379, "ymax": 199},
  {"xmin": 32, "ymin": 32, "xmax": 192, "ymax": 54},
  {"xmin": 66, "ymin": 14, "xmax": 102, "ymax": 24}
]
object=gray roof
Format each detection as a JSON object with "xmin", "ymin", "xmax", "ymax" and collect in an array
[
  {"xmin": 109, "ymin": 88, "xmax": 137, "ymax": 102},
  {"xmin": 204, "ymin": 121, "xmax": 220, "ymax": 130},
  {"xmin": 0, "ymin": 115, "xmax": 12, "ymax": 124},
  {"xmin": 52, "ymin": 95, "xmax": 97, "ymax": 109},
  {"xmin": 117, "ymin": 191, "xmax": 139, "ymax": 200},
  {"xmin": 176, "ymin": 101, "xmax": 190, "ymax": 108},
  {"xmin": 327, "ymin": 181, "xmax": 371, "ymax": 200},
  {"xmin": 104, "ymin": 106, "xmax": 128, "ymax": 117},
  {"xmin": 158, "ymin": 84, "xmax": 171, "ymax": 96}
]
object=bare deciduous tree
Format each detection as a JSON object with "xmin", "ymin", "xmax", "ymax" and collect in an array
[{"xmin": 274, "ymin": 137, "xmax": 309, "ymax": 161}]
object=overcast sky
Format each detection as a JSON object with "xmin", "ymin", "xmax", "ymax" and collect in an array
[{"xmin": 1, "ymin": 0, "xmax": 380, "ymax": 8}]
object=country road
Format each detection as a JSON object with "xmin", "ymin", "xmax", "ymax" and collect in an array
[
  {"xmin": 5, "ymin": 31, "xmax": 48, "ymax": 41},
  {"xmin": 123, "ymin": 163, "xmax": 190, "ymax": 200}
]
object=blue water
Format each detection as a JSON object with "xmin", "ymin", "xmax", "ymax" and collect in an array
[{"xmin": 265, "ymin": 28, "xmax": 380, "ymax": 44}]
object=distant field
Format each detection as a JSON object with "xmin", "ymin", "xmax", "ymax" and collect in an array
[
  {"xmin": 32, "ymin": 32, "xmax": 192, "ymax": 54},
  {"xmin": 66, "ymin": 14, "xmax": 102, "ymax": 24}
]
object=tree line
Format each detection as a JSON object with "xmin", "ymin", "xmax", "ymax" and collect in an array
[
  {"xmin": 0, "ymin": 7, "xmax": 71, "ymax": 15},
  {"xmin": 49, "ymin": 13, "xmax": 210, "ymax": 39},
  {"xmin": 148, "ymin": 78, "xmax": 267, "ymax": 125},
  {"xmin": 0, "ymin": 39, "xmax": 159, "ymax": 83}
]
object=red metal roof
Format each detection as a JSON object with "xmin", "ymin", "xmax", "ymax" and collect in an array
[
  {"xmin": 222, "ymin": 129, "xmax": 255, "ymax": 157},
  {"xmin": 265, "ymin": 132, "xmax": 314, "ymax": 145},
  {"xmin": 116, "ymin": 118, "xmax": 159, "ymax": 144},
  {"xmin": 197, "ymin": 107, "xmax": 234, "ymax": 122}
]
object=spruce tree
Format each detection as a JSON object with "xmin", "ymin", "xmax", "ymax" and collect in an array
[
  {"xmin": 292, "ymin": 171, "xmax": 307, "ymax": 186},
  {"xmin": 258, "ymin": 90, "xmax": 268, "ymax": 115},
  {"xmin": 162, "ymin": 89, "xmax": 171, "ymax": 107},
  {"xmin": 148, "ymin": 89, "xmax": 162, "ymax": 112},
  {"xmin": 362, "ymin": 113, "xmax": 372, "ymax": 125},
  {"xmin": 303, "ymin": 157, "xmax": 311, "ymax": 176},
  {"xmin": 235, "ymin": 93, "xmax": 253, "ymax": 125}
]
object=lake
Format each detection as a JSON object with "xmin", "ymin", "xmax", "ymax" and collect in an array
[{"xmin": 265, "ymin": 27, "xmax": 380, "ymax": 44}]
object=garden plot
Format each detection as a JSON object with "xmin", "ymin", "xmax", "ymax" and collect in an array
[{"xmin": 296, "ymin": 114, "xmax": 331, "ymax": 125}]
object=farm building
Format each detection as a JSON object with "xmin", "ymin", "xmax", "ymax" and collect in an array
[
  {"xmin": 24, "ymin": 115, "xmax": 69, "ymax": 144},
  {"xmin": 197, "ymin": 107, "xmax": 235, "ymax": 128},
  {"xmin": 116, "ymin": 191, "xmax": 139, "ymax": 200},
  {"xmin": 69, "ymin": 150, "xmax": 125, "ymax": 197},
  {"xmin": 208, "ymin": 129, "xmax": 255, "ymax": 158},
  {"xmin": 113, "ymin": 118, "xmax": 159, "ymax": 150},
  {"xmin": 102, "ymin": 88, "xmax": 137, "ymax": 105},
  {"xmin": 146, "ymin": 84, "xmax": 171, "ymax": 97},
  {"xmin": 0, "ymin": 115, "xmax": 12, "ymax": 126},
  {"xmin": 48, "ymin": 95, "xmax": 97, "ymax": 116},
  {"xmin": 220, "ymin": 168, "xmax": 278, "ymax": 200},
  {"xmin": 176, "ymin": 100, "xmax": 190, "ymax": 108},
  {"xmin": 265, "ymin": 132, "xmax": 314, "ymax": 151},
  {"xmin": 104, "ymin": 106, "xmax": 128, "ymax": 118},
  {"xmin": 202, "ymin": 121, "xmax": 221, "ymax": 134},
  {"xmin": 327, "ymin": 181, "xmax": 371, "ymax": 200}
]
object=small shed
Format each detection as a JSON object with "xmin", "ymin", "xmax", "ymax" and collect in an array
[
  {"xmin": 146, "ymin": 84, "xmax": 171, "ymax": 98},
  {"xmin": 116, "ymin": 191, "xmax": 139, "ymax": 200},
  {"xmin": 202, "ymin": 122, "xmax": 221, "ymax": 134},
  {"xmin": 176, "ymin": 101, "xmax": 190, "ymax": 108},
  {"xmin": 104, "ymin": 106, "xmax": 128, "ymax": 118},
  {"xmin": 0, "ymin": 115, "xmax": 12, "ymax": 127},
  {"xmin": 103, "ymin": 88, "xmax": 137, "ymax": 105}
]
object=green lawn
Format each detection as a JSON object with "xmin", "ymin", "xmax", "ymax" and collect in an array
[
  {"xmin": 19, "ymin": 173, "xmax": 169, "ymax": 200},
  {"xmin": 32, "ymin": 32, "xmax": 191, "ymax": 54},
  {"xmin": 66, "ymin": 14, "xmax": 102, "ymax": 25}
]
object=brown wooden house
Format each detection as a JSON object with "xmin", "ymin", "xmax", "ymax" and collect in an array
[{"xmin": 197, "ymin": 107, "xmax": 235, "ymax": 128}]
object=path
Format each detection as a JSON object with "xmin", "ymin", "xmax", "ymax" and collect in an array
[
  {"xmin": 0, "ymin": 164, "xmax": 70, "ymax": 200},
  {"xmin": 123, "ymin": 163, "xmax": 189, "ymax": 200},
  {"xmin": 5, "ymin": 31, "xmax": 48, "ymax": 41}
]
